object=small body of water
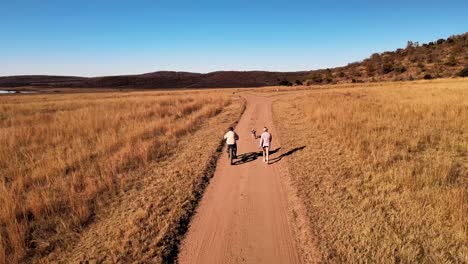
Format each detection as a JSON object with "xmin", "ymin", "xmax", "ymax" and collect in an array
[{"xmin": 0, "ymin": 90, "xmax": 35, "ymax": 94}]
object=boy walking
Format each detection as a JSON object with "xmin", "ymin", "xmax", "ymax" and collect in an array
[{"xmin": 224, "ymin": 127, "xmax": 239, "ymax": 160}]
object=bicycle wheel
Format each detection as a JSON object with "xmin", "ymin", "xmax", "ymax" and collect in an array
[{"xmin": 229, "ymin": 147, "xmax": 234, "ymax": 165}]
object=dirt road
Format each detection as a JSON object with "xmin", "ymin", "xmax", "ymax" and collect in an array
[{"xmin": 178, "ymin": 94, "xmax": 305, "ymax": 264}]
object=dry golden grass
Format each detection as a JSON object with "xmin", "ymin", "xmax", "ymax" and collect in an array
[
  {"xmin": 0, "ymin": 90, "xmax": 242, "ymax": 263},
  {"xmin": 273, "ymin": 79, "xmax": 467, "ymax": 263},
  {"xmin": 41, "ymin": 92, "xmax": 244, "ymax": 263}
]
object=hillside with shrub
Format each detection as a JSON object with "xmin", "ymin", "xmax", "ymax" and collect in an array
[
  {"xmin": 305, "ymin": 32, "xmax": 468, "ymax": 84},
  {"xmin": 0, "ymin": 33, "xmax": 466, "ymax": 89}
]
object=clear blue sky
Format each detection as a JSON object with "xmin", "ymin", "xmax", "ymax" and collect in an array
[{"xmin": 1, "ymin": 0, "xmax": 467, "ymax": 77}]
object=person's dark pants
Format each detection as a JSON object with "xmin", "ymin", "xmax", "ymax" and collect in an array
[{"xmin": 227, "ymin": 144, "xmax": 237, "ymax": 158}]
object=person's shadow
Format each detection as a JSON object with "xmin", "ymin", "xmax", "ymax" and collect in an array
[
  {"xmin": 232, "ymin": 146, "xmax": 305, "ymax": 165},
  {"xmin": 232, "ymin": 147, "xmax": 281, "ymax": 165},
  {"xmin": 268, "ymin": 146, "xmax": 306, "ymax": 164}
]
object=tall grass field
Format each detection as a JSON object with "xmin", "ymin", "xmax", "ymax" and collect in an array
[
  {"xmin": 0, "ymin": 90, "xmax": 242, "ymax": 263},
  {"xmin": 273, "ymin": 79, "xmax": 467, "ymax": 263}
]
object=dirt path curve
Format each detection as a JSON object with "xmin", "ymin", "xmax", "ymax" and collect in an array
[{"xmin": 178, "ymin": 94, "xmax": 304, "ymax": 264}]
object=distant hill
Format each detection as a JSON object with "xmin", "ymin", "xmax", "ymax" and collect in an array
[
  {"xmin": 1, "ymin": 33, "xmax": 466, "ymax": 89},
  {"xmin": 0, "ymin": 71, "xmax": 311, "ymax": 89}
]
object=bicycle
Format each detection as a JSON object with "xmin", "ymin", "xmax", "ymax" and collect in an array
[{"xmin": 227, "ymin": 144, "xmax": 237, "ymax": 165}]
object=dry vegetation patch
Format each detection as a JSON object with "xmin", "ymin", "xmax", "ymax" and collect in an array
[
  {"xmin": 0, "ymin": 90, "xmax": 242, "ymax": 263},
  {"xmin": 273, "ymin": 79, "xmax": 467, "ymax": 263}
]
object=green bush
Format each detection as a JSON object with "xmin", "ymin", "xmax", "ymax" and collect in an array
[{"xmin": 423, "ymin": 74, "xmax": 433, "ymax": 80}]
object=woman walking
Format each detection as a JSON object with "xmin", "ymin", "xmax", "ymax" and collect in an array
[{"xmin": 259, "ymin": 127, "xmax": 272, "ymax": 164}]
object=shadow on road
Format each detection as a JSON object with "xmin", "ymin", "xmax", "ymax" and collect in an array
[
  {"xmin": 232, "ymin": 148, "xmax": 281, "ymax": 165},
  {"xmin": 268, "ymin": 146, "xmax": 306, "ymax": 164}
]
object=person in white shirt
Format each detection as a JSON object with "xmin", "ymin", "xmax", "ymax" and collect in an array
[
  {"xmin": 224, "ymin": 127, "xmax": 239, "ymax": 160},
  {"xmin": 259, "ymin": 127, "xmax": 272, "ymax": 164}
]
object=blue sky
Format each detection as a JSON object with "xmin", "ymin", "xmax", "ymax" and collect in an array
[{"xmin": 1, "ymin": 0, "xmax": 467, "ymax": 77}]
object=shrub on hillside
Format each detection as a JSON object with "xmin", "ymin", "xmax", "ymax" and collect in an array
[
  {"xmin": 309, "ymin": 74, "xmax": 323, "ymax": 83},
  {"xmin": 445, "ymin": 56, "xmax": 457, "ymax": 66},
  {"xmin": 458, "ymin": 67, "xmax": 468, "ymax": 77},
  {"xmin": 423, "ymin": 74, "xmax": 433, "ymax": 80},
  {"xmin": 394, "ymin": 65, "xmax": 407, "ymax": 74},
  {"xmin": 381, "ymin": 63, "xmax": 393, "ymax": 74},
  {"xmin": 366, "ymin": 63, "xmax": 376, "ymax": 76},
  {"xmin": 295, "ymin": 80, "xmax": 303, "ymax": 85},
  {"xmin": 278, "ymin": 79, "xmax": 292, "ymax": 86}
]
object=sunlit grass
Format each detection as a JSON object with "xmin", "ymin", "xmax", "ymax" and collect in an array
[
  {"xmin": 273, "ymin": 79, "xmax": 467, "ymax": 263},
  {"xmin": 0, "ymin": 90, "xmax": 236, "ymax": 263}
]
